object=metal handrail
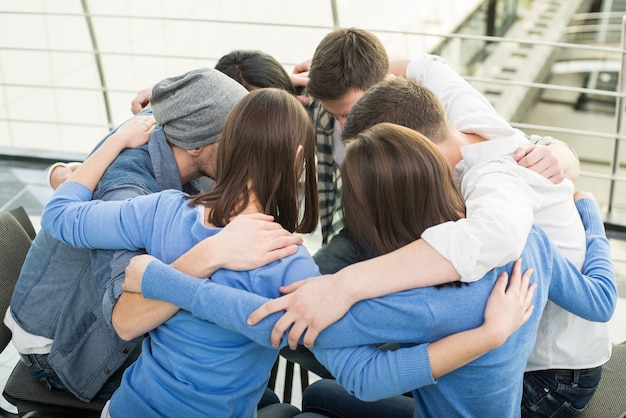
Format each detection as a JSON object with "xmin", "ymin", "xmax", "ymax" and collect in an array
[{"xmin": 0, "ymin": 3, "xmax": 624, "ymax": 225}]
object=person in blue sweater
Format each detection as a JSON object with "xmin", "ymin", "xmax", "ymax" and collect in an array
[
  {"xmin": 40, "ymin": 88, "xmax": 319, "ymax": 417},
  {"xmin": 116, "ymin": 123, "xmax": 614, "ymax": 417},
  {"xmin": 42, "ymin": 88, "xmax": 541, "ymax": 416}
]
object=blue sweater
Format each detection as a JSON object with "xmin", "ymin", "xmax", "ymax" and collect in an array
[
  {"xmin": 42, "ymin": 184, "xmax": 320, "ymax": 417},
  {"xmin": 42, "ymin": 184, "xmax": 615, "ymax": 417},
  {"xmin": 133, "ymin": 199, "xmax": 615, "ymax": 418}
]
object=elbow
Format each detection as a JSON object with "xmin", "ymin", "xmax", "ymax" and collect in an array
[
  {"xmin": 349, "ymin": 386, "xmax": 383, "ymax": 402},
  {"xmin": 112, "ymin": 312, "xmax": 142, "ymax": 341},
  {"xmin": 337, "ymin": 373, "xmax": 384, "ymax": 402}
]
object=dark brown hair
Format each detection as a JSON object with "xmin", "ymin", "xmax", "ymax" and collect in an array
[
  {"xmin": 341, "ymin": 122, "xmax": 465, "ymax": 256},
  {"xmin": 307, "ymin": 28, "xmax": 389, "ymax": 100},
  {"xmin": 187, "ymin": 88, "xmax": 318, "ymax": 233},
  {"xmin": 343, "ymin": 78, "xmax": 451, "ymax": 143},
  {"xmin": 215, "ymin": 50, "xmax": 295, "ymax": 94}
]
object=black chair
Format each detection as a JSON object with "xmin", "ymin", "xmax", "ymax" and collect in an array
[
  {"xmin": 268, "ymin": 356, "xmax": 309, "ymax": 405},
  {"xmin": 578, "ymin": 343, "xmax": 626, "ymax": 418},
  {"xmin": 7, "ymin": 207, "xmax": 35, "ymax": 241},
  {"xmin": 0, "ymin": 207, "xmax": 106, "ymax": 417}
]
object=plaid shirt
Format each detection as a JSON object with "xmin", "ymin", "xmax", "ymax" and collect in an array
[{"xmin": 310, "ymin": 100, "xmax": 344, "ymax": 244}]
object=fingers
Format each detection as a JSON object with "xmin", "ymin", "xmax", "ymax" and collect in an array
[
  {"xmin": 287, "ymin": 320, "xmax": 309, "ymax": 349},
  {"xmin": 248, "ymin": 298, "xmax": 282, "ymax": 326},
  {"xmin": 507, "ymin": 258, "xmax": 522, "ymax": 290},
  {"xmin": 494, "ymin": 271, "xmax": 509, "ymax": 295},
  {"xmin": 270, "ymin": 312, "xmax": 295, "ymax": 347},
  {"xmin": 522, "ymin": 268, "xmax": 536, "ymax": 309},
  {"xmin": 514, "ymin": 143, "xmax": 533, "ymax": 161},
  {"xmin": 263, "ymin": 245, "xmax": 299, "ymax": 265},
  {"xmin": 301, "ymin": 328, "xmax": 320, "ymax": 349},
  {"xmin": 279, "ymin": 278, "xmax": 310, "ymax": 295}
]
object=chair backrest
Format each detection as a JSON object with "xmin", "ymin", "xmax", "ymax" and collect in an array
[
  {"xmin": 9, "ymin": 206, "xmax": 37, "ymax": 240},
  {"xmin": 0, "ymin": 207, "xmax": 33, "ymax": 350}
]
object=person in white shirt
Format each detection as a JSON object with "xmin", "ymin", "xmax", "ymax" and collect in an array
[{"xmin": 248, "ymin": 54, "xmax": 608, "ymax": 417}]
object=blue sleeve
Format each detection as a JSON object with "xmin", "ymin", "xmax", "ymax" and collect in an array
[
  {"xmin": 41, "ymin": 182, "xmax": 155, "ymax": 250},
  {"xmin": 141, "ymin": 249, "xmax": 323, "ymax": 348},
  {"xmin": 311, "ymin": 343, "xmax": 435, "ymax": 401},
  {"xmin": 547, "ymin": 198, "xmax": 616, "ymax": 321},
  {"xmin": 141, "ymin": 257, "xmax": 440, "ymax": 348}
]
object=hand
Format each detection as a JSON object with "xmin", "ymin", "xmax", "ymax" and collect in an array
[
  {"xmin": 291, "ymin": 59, "xmax": 311, "ymax": 106},
  {"xmin": 114, "ymin": 115, "xmax": 156, "ymax": 149},
  {"xmin": 482, "ymin": 258, "xmax": 536, "ymax": 346},
  {"xmin": 248, "ymin": 274, "xmax": 353, "ymax": 349},
  {"xmin": 130, "ymin": 87, "xmax": 153, "ymax": 114},
  {"xmin": 574, "ymin": 190, "xmax": 595, "ymax": 202},
  {"xmin": 171, "ymin": 213, "xmax": 304, "ymax": 278},
  {"xmin": 514, "ymin": 143, "xmax": 565, "ymax": 184},
  {"xmin": 124, "ymin": 254, "xmax": 158, "ymax": 293},
  {"xmin": 290, "ymin": 73, "xmax": 310, "ymax": 106},
  {"xmin": 48, "ymin": 162, "xmax": 81, "ymax": 190},
  {"xmin": 292, "ymin": 59, "xmax": 311, "ymax": 75}
]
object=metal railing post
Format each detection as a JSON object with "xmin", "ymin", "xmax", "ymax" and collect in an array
[{"xmin": 607, "ymin": 15, "xmax": 626, "ymax": 215}]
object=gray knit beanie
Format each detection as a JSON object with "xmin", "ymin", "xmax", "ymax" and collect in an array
[{"xmin": 150, "ymin": 68, "xmax": 248, "ymax": 149}]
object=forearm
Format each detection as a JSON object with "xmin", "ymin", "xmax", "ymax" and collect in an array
[
  {"xmin": 112, "ymin": 245, "xmax": 224, "ymax": 339},
  {"xmin": 170, "ymin": 244, "xmax": 220, "ymax": 279},
  {"xmin": 67, "ymin": 134, "xmax": 130, "ymax": 191},
  {"xmin": 333, "ymin": 239, "xmax": 459, "ymax": 305},
  {"xmin": 427, "ymin": 324, "xmax": 500, "ymax": 379},
  {"xmin": 389, "ymin": 58, "xmax": 410, "ymax": 77},
  {"xmin": 312, "ymin": 344, "xmax": 434, "ymax": 401},
  {"xmin": 548, "ymin": 199, "xmax": 616, "ymax": 321},
  {"xmin": 112, "ymin": 292, "xmax": 178, "ymax": 340}
]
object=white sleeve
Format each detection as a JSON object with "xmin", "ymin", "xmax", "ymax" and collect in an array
[
  {"xmin": 406, "ymin": 54, "xmax": 515, "ymax": 137},
  {"xmin": 421, "ymin": 158, "xmax": 537, "ymax": 281}
]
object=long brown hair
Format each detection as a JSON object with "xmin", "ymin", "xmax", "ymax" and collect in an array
[
  {"xmin": 341, "ymin": 122, "xmax": 465, "ymax": 256},
  {"xmin": 187, "ymin": 88, "xmax": 318, "ymax": 233}
]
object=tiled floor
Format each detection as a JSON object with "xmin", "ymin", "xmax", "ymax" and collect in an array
[{"xmin": 0, "ymin": 157, "xmax": 625, "ymax": 413}]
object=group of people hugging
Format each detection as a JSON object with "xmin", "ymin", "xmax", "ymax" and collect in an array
[{"xmin": 5, "ymin": 27, "xmax": 616, "ymax": 418}]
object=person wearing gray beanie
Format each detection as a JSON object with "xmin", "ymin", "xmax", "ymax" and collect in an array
[
  {"xmin": 11, "ymin": 66, "xmax": 301, "ymax": 408},
  {"xmin": 150, "ymin": 67, "xmax": 247, "ymax": 149}
]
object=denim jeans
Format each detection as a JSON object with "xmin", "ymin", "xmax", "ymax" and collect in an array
[
  {"xmin": 521, "ymin": 366, "xmax": 603, "ymax": 418},
  {"xmin": 258, "ymin": 388, "xmax": 302, "ymax": 418},
  {"xmin": 19, "ymin": 353, "xmax": 68, "ymax": 392},
  {"xmin": 301, "ymin": 379, "xmax": 414, "ymax": 418}
]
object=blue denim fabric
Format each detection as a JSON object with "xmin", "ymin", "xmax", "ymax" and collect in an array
[
  {"xmin": 301, "ymin": 379, "xmax": 415, "ymax": 418},
  {"xmin": 258, "ymin": 388, "xmax": 301, "ymax": 418},
  {"xmin": 19, "ymin": 342, "xmax": 141, "ymax": 400},
  {"xmin": 10, "ymin": 228, "xmax": 130, "ymax": 402},
  {"xmin": 521, "ymin": 367, "xmax": 603, "ymax": 418},
  {"xmin": 9, "ymin": 116, "xmax": 198, "ymax": 402},
  {"xmin": 19, "ymin": 353, "xmax": 68, "ymax": 392}
]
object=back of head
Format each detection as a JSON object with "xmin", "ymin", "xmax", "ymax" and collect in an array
[
  {"xmin": 191, "ymin": 88, "xmax": 318, "ymax": 234},
  {"xmin": 215, "ymin": 50, "xmax": 295, "ymax": 94},
  {"xmin": 150, "ymin": 67, "xmax": 248, "ymax": 149},
  {"xmin": 341, "ymin": 122, "xmax": 464, "ymax": 256},
  {"xmin": 307, "ymin": 28, "xmax": 389, "ymax": 100},
  {"xmin": 343, "ymin": 78, "xmax": 450, "ymax": 143}
]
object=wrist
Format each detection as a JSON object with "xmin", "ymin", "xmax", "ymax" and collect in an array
[
  {"xmin": 334, "ymin": 268, "xmax": 362, "ymax": 306},
  {"xmin": 479, "ymin": 322, "xmax": 508, "ymax": 350}
]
